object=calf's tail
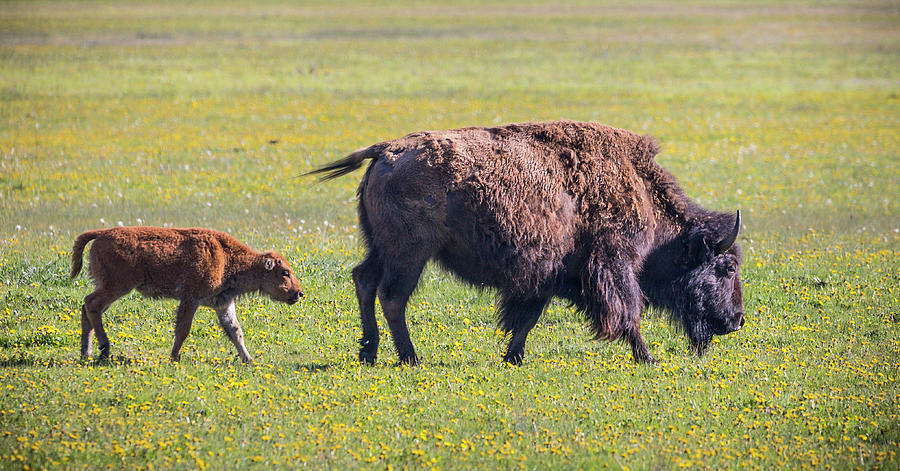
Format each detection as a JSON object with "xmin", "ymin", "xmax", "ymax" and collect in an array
[
  {"xmin": 71, "ymin": 230, "xmax": 103, "ymax": 279},
  {"xmin": 305, "ymin": 145, "xmax": 383, "ymax": 181}
]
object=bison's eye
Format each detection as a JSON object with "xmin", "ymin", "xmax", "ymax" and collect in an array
[
  {"xmin": 281, "ymin": 270, "xmax": 290, "ymax": 278},
  {"xmin": 715, "ymin": 264, "xmax": 736, "ymax": 278}
]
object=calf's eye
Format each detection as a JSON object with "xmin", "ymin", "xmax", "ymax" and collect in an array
[{"xmin": 281, "ymin": 270, "xmax": 290, "ymax": 277}]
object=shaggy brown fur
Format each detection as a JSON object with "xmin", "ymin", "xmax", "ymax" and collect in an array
[
  {"xmin": 311, "ymin": 120, "xmax": 744, "ymax": 365},
  {"xmin": 71, "ymin": 227, "xmax": 303, "ymax": 362}
]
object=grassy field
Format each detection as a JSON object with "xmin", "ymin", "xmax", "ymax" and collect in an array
[{"xmin": 1, "ymin": 0, "xmax": 898, "ymax": 469}]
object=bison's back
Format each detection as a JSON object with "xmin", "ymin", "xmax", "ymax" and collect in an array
[{"xmin": 86, "ymin": 227, "xmax": 229, "ymax": 297}]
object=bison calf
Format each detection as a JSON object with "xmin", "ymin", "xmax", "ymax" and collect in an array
[{"xmin": 70, "ymin": 227, "xmax": 303, "ymax": 363}]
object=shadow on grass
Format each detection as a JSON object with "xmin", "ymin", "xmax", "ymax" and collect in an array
[
  {"xmin": 0, "ymin": 353, "xmax": 171, "ymax": 368},
  {"xmin": 0, "ymin": 355, "xmax": 122, "ymax": 368},
  {"xmin": 296, "ymin": 363, "xmax": 331, "ymax": 372},
  {"xmin": 0, "ymin": 356, "xmax": 67, "ymax": 368},
  {"xmin": 352, "ymin": 357, "xmax": 486, "ymax": 369},
  {"xmin": 0, "ymin": 353, "xmax": 500, "ymax": 370}
]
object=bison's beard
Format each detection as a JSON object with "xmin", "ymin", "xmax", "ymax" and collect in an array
[
  {"xmin": 641, "ymin": 294, "xmax": 712, "ymax": 357},
  {"xmin": 686, "ymin": 324, "xmax": 712, "ymax": 357},
  {"xmin": 640, "ymin": 264, "xmax": 730, "ymax": 357},
  {"xmin": 667, "ymin": 303, "xmax": 712, "ymax": 357},
  {"xmin": 665, "ymin": 274, "xmax": 717, "ymax": 358}
]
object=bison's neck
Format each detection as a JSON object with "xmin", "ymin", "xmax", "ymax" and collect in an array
[{"xmin": 223, "ymin": 251, "xmax": 266, "ymax": 295}]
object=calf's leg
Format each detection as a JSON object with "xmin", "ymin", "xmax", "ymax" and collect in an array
[
  {"xmin": 352, "ymin": 252, "xmax": 383, "ymax": 364},
  {"xmin": 80, "ymin": 306, "xmax": 94, "ymax": 359},
  {"xmin": 499, "ymin": 296, "xmax": 549, "ymax": 365},
  {"xmin": 170, "ymin": 300, "xmax": 199, "ymax": 362},
  {"xmin": 82, "ymin": 289, "xmax": 126, "ymax": 360},
  {"xmin": 215, "ymin": 300, "xmax": 253, "ymax": 363}
]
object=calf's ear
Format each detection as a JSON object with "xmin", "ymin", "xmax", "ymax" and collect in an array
[{"xmin": 264, "ymin": 257, "xmax": 275, "ymax": 271}]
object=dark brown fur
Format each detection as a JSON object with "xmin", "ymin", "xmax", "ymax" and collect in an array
[
  {"xmin": 310, "ymin": 120, "xmax": 744, "ymax": 365},
  {"xmin": 71, "ymin": 227, "xmax": 303, "ymax": 362}
]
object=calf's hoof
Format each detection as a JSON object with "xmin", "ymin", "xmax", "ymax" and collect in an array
[{"xmin": 98, "ymin": 342, "xmax": 111, "ymax": 360}]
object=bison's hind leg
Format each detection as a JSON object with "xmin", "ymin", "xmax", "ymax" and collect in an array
[
  {"xmin": 81, "ymin": 288, "xmax": 128, "ymax": 360},
  {"xmin": 377, "ymin": 252, "xmax": 431, "ymax": 366},
  {"xmin": 170, "ymin": 300, "xmax": 199, "ymax": 362},
  {"xmin": 499, "ymin": 295, "xmax": 550, "ymax": 365},
  {"xmin": 353, "ymin": 253, "xmax": 383, "ymax": 365}
]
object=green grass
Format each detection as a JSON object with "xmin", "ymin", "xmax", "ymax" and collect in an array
[{"xmin": 1, "ymin": 1, "xmax": 898, "ymax": 469}]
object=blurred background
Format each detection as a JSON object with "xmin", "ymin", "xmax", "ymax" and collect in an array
[{"xmin": 2, "ymin": 0, "xmax": 897, "ymax": 251}]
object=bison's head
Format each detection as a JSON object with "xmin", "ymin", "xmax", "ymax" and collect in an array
[
  {"xmin": 259, "ymin": 251, "xmax": 304, "ymax": 305},
  {"xmin": 641, "ymin": 211, "xmax": 744, "ymax": 356}
]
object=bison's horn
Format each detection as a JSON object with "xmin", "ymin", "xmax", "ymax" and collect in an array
[{"xmin": 715, "ymin": 210, "xmax": 741, "ymax": 255}]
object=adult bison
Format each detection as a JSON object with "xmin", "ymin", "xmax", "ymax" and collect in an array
[{"xmin": 310, "ymin": 120, "xmax": 744, "ymax": 364}]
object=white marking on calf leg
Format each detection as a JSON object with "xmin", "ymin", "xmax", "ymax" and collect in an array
[
  {"xmin": 215, "ymin": 301, "xmax": 253, "ymax": 363},
  {"xmin": 80, "ymin": 305, "xmax": 94, "ymax": 359}
]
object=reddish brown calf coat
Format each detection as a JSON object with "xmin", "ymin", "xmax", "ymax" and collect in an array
[{"xmin": 71, "ymin": 227, "xmax": 303, "ymax": 362}]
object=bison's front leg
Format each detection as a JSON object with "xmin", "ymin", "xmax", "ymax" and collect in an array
[
  {"xmin": 585, "ymin": 251, "xmax": 656, "ymax": 364},
  {"xmin": 499, "ymin": 296, "xmax": 549, "ymax": 365},
  {"xmin": 171, "ymin": 300, "xmax": 199, "ymax": 362},
  {"xmin": 626, "ymin": 324, "xmax": 655, "ymax": 364},
  {"xmin": 215, "ymin": 300, "xmax": 253, "ymax": 363}
]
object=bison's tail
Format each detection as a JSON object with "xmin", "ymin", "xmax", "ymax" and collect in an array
[
  {"xmin": 71, "ymin": 230, "xmax": 102, "ymax": 279},
  {"xmin": 305, "ymin": 145, "xmax": 383, "ymax": 181}
]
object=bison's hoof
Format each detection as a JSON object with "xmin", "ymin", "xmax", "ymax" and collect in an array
[
  {"xmin": 358, "ymin": 338, "xmax": 378, "ymax": 365},
  {"xmin": 635, "ymin": 354, "xmax": 657, "ymax": 364},
  {"xmin": 502, "ymin": 353, "xmax": 524, "ymax": 366},
  {"xmin": 359, "ymin": 351, "xmax": 378, "ymax": 365}
]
